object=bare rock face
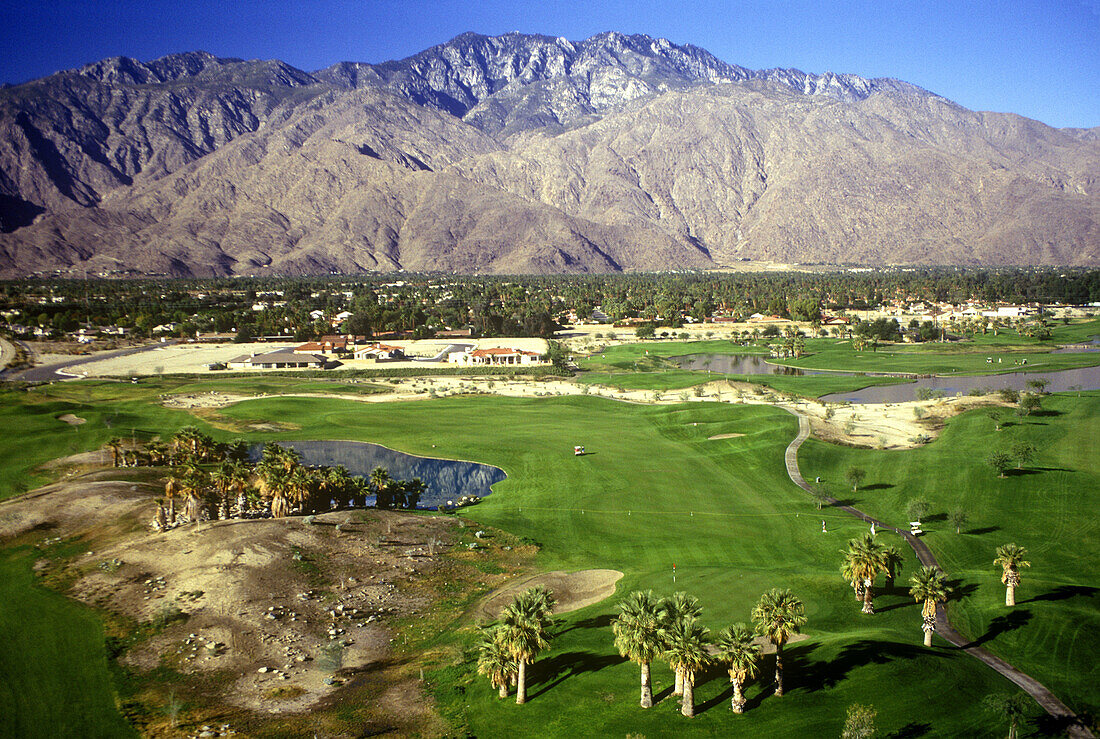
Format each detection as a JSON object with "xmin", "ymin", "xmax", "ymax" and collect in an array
[{"xmin": 0, "ymin": 32, "xmax": 1097, "ymax": 275}]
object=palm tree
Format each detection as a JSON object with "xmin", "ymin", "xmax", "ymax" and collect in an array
[
  {"xmin": 163, "ymin": 475, "xmax": 180, "ymax": 524},
  {"xmin": 370, "ymin": 467, "xmax": 392, "ymax": 508},
  {"xmin": 661, "ymin": 592, "xmax": 702, "ymax": 696},
  {"xmin": 477, "ymin": 626, "xmax": 516, "ymax": 699},
  {"xmin": 714, "ymin": 623, "xmax": 760, "ymax": 713},
  {"xmin": 323, "ymin": 465, "xmax": 353, "ymax": 508},
  {"xmin": 106, "ymin": 437, "xmax": 123, "ymax": 467},
  {"xmin": 662, "ymin": 617, "xmax": 710, "ymax": 718},
  {"xmin": 841, "ymin": 556, "xmax": 865, "ymax": 603},
  {"xmin": 994, "ymin": 544, "xmax": 1031, "ymax": 607},
  {"xmin": 909, "ymin": 566, "xmax": 952, "ymax": 647},
  {"xmin": 288, "ymin": 467, "xmax": 316, "ymax": 513},
  {"xmin": 751, "ymin": 588, "xmax": 807, "ymax": 697},
  {"xmin": 500, "ymin": 589, "xmax": 555, "ymax": 704},
  {"xmin": 843, "ymin": 533, "xmax": 888, "ymax": 614},
  {"xmin": 403, "ymin": 478, "xmax": 426, "ymax": 509},
  {"xmin": 611, "ymin": 590, "xmax": 667, "ymax": 708}
]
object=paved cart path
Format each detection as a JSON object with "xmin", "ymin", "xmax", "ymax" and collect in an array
[{"xmin": 783, "ymin": 410, "xmax": 1093, "ymax": 739}]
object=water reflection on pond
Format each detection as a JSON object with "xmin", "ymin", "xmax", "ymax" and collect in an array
[
  {"xmin": 673, "ymin": 354, "xmax": 819, "ymax": 375},
  {"xmin": 821, "ymin": 365, "xmax": 1100, "ymax": 403},
  {"xmin": 250, "ymin": 440, "xmax": 505, "ymax": 509},
  {"xmin": 673, "ymin": 353, "xmax": 1100, "ymax": 404}
]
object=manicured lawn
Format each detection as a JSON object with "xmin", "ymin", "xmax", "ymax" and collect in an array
[
  {"xmin": 799, "ymin": 392, "xmax": 1100, "ymax": 712},
  {"xmin": 213, "ymin": 395, "xmax": 1031, "ymax": 735},
  {"xmin": 1, "ymin": 384, "xmax": 1082, "ymax": 736},
  {"xmin": 0, "ymin": 548, "xmax": 136, "ymax": 738}
]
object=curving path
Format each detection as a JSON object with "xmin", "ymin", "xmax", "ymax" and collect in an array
[{"xmin": 783, "ymin": 410, "xmax": 1094, "ymax": 739}]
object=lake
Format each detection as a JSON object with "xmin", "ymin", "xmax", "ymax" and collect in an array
[
  {"xmin": 673, "ymin": 353, "xmax": 1100, "ymax": 404},
  {"xmin": 250, "ymin": 440, "xmax": 506, "ymax": 509}
]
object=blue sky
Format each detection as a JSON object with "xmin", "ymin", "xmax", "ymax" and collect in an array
[{"xmin": 2, "ymin": 0, "xmax": 1097, "ymax": 128}]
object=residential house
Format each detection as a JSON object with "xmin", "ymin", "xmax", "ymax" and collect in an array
[
  {"xmin": 353, "ymin": 343, "xmax": 405, "ymax": 361},
  {"xmin": 227, "ymin": 351, "xmax": 328, "ymax": 369},
  {"xmin": 448, "ymin": 347, "xmax": 543, "ymax": 366}
]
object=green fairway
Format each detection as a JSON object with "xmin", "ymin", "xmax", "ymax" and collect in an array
[
  {"xmin": 0, "ymin": 548, "xmax": 136, "ymax": 739},
  {"xmin": 799, "ymin": 392, "xmax": 1100, "ymax": 712},
  {"xmin": 0, "ymin": 383, "xmax": 1086, "ymax": 736},
  {"xmin": 212, "ymin": 395, "xmax": 1035, "ymax": 735}
]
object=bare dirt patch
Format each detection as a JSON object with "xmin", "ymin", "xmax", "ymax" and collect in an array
[
  {"xmin": 57, "ymin": 413, "xmax": 85, "ymax": 425},
  {"xmin": 474, "ymin": 569, "xmax": 623, "ymax": 621},
  {"xmin": 1, "ymin": 467, "xmax": 530, "ymax": 736},
  {"xmin": 707, "ymin": 432, "xmax": 745, "ymax": 440}
]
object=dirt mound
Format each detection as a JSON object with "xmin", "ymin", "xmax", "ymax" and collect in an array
[{"xmin": 474, "ymin": 569, "xmax": 623, "ymax": 621}]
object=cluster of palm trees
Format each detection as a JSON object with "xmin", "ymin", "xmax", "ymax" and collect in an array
[
  {"xmin": 841, "ymin": 532, "xmax": 954, "ymax": 645},
  {"xmin": 839, "ymin": 533, "xmax": 904, "ymax": 615},
  {"xmin": 477, "ymin": 586, "xmax": 557, "ymax": 704},
  {"xmin": 611, "ymin": 588, "xmax": 806, "ymax": 718},
  {"xmin": 137, "ymin": 427, "xmax": 425, "ymax": 527}
]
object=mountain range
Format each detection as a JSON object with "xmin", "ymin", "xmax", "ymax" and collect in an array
[{"xmin": 1, "ymin": 31, "xmax": 1097, "ymax": 277}]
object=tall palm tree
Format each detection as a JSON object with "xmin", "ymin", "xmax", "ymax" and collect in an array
[
  {"xmin": 370, "ymin": 466, "xmax": 392, "ymax": 508},
  {"xmin": 403, "ymin": 478, "xmax": 426, "ymax": 509},
  {"xmin": 477, "ymin": 626, "xmax": 516, "ymax": 699},
  {"xmin": 500, "ymin": 588, "xmax": 554, "ymax": 704},
  {"xmin": 288, "ymin": 467, "xmax": 317, "ymax": 512},
  {"xmin": 163, "ymin": 475, "xmax": 180, "ymax": 524},
  {"xmin": 106, "ymin": 437, "xmax": 123, "ymax": 467},
  {"xmin": 841, "ymin": 556, "xmax": 865, "ymax": 602},
  {"xmin": 751, "ymin": 588, "xmax": 807, "ymax": 697},
  {"xmin": 843, "ymin": 533, "xmax": 888, "ymax": 614},
  {"xmin": 909, "ymin": 566, "xmax": 952, "ymax": 647},
  {"xmin": 714, "ymin": 623, "xmax": 760, "ymax": 713},
  {"xmin": 994, "ymin": 544, "xmax": 1031, "ymax": 607},
  {"xmin": 662, "ymin": 617, "xmax": 710, "ymax": 718},
  {"xmin": 612, "ymin": 590, "xmax": 667, "ymax": 708},
  {"xmin": 661, "ymin": 592, "xmax": 702, "ymax": 696}
]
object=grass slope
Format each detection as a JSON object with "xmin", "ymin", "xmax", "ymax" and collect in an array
[
  {"xmin": 799, "ymin": 392, "xmax": 1100, "ymax": 712},
  {"xmin": 0, "ymin": 548, "xmax": 136, "ymax": 738},
  {"xmin": 0, "ymin": 384, "xmax": 1084, "ymax": 736},
  {"xmin": 214, "ymin": 395, "xmax": 1026, "ymax": 736}
]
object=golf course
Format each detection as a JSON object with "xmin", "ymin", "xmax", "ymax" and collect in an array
[{"xmin": 1, "ymin": 322, "xmax": 1098, "ymax": 736}]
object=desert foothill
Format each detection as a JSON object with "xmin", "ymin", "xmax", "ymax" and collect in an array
[{"xmin": 0, "ymin": 5, "xmax": 1098, "ymax": 739}]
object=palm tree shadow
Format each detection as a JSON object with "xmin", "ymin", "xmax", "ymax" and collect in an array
[
  {"xmin": 964, "ymin": 609, "xmax": 1032, "ymax": 648},
  {"xmin": 692, "ymin": 662, "xmax": 731, "ymax": 713},
  {"xmin": 876, "ymin": 598, "xmax": 918, "ymax": 613},
  {"xmin": 1020, "ymin": 585, "xmax": 1098, "ymax": 605},
  {"xmin": 888, "ymin": 722, "xmax": 932, "ymax": 738},
  {"xmin": 558, "ymin": 613, "xmax": 614, "ymax": 635},
  {"xmin": 527, "ymin": 651, "xmax": 625, "ymax": 699},
  {"xmin": 965, "ymin": 526, "xmax": 1000, "ymax": 535},
  {"xmin": 945, "ymin": 579, "xmax": 979, "ymax": 603},
  {"xmin": 795, "ymin": 640, "xmax": 939, "ymax": 693}
]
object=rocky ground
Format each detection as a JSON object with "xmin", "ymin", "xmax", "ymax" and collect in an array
[{"xmin": 0, "ymin": 455, "xmax": 543, "ymax": 737}]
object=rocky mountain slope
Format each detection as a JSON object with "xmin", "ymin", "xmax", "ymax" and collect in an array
[{"xmin": 0, "ymin": 32, "xmax": 1097, "ymax": 275}]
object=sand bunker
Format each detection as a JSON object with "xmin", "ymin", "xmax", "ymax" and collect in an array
[
  {"xmin": 475, "ymin": 569, "xmax": 623, "ymax": 621},
  {"xmin": 57, "ymin": 413, "xmax": 85, "ymax": 425},
  {"xmin": 707, "ymin": 433, "xmax": 745, "ymax": 440}
]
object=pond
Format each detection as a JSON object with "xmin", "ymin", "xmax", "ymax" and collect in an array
[
  {"xmin": 250, "ymin": 440, "xmax": 506, "ymax": 509},
  {"xmin": 673, "ymin": 353, "xmax": 1100, "ymax": 404},
  {"xmin": 820, "ymin": 364, "xmax": 1100, "ymax": 403},
  {"xmin": 673, "ymin": 353, "xmax": 822, "ymax": 376}
]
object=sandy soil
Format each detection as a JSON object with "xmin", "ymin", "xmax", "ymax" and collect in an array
[
  {"xmin": 0, "ymin": 337, "xmax": 16, "ymax": 369},
  {"xmin": 707, "ymin": 433, "xmax": 745, "ymax": 440},
  {"xmin": 57, "ymin": 413, "xmax": 86, "ymax": 425},
  {"xmin": 161, "ymin": 375, "xmax": 991, "ymax": 450},
  {"xmin": 474, "ymin": 569, "xmax": 624, "ymax": 621},
  {"xmin": 66, "ymin": 338, "xmax": 549, "ymax": 377},
  {"xmin": 0, "ymin": 468, "xmax": 469, "ymax": 730}
]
